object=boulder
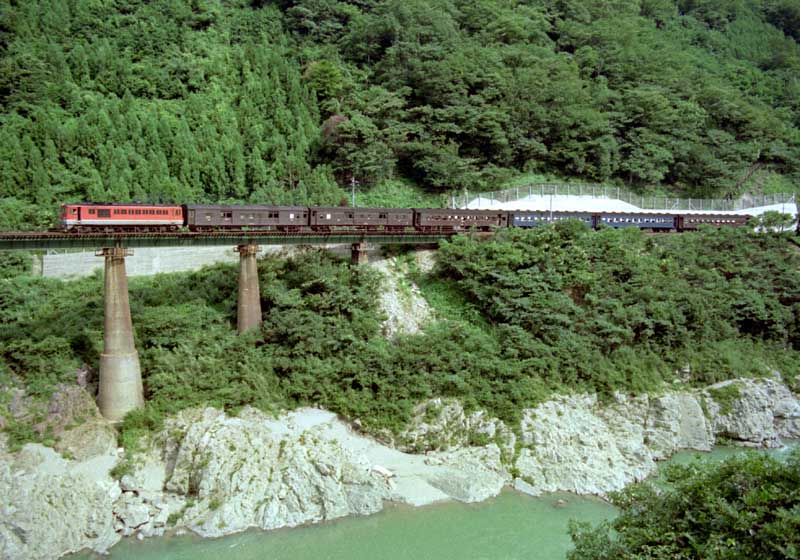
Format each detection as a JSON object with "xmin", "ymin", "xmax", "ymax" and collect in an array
[
  {"xmin": 645, "ymin": 392, "xmax": 713, "ymax": 459},
  {"xmin": 159, "ymin": 407, "xmax": 387, "ymax": 538},
  {"xmin": 400, "ymin": 398, "xmax": 515, "ymax": 457},
  {"xmin": 707, "ymin": 378, "xmax": 800, "ymax": 446},
  {"xmin": 55, "ymin": 420, "xmax": 117, "ymax": 461},
  {"xmin": 424, "ymin": 445, "xmax": 509, "ymax": 503},
  {"xmin": 515, "ymin": 395, "xmax": 656, "ymax": 496},
  {"xmin": 0, "ymin": 460, "xmax": 120, "ymax": 559}
]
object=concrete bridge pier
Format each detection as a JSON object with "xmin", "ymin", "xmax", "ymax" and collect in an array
[
  {"xmin": 236, "ymin": 244, "xmax": 262, "ymax": 334},
  {"xmin": 96, "ymin": 247, "xmax": 144, "ymax": 422},
  {"xmin": 351, "ymin": 242, "xmax": 369, "ymax": 265}
]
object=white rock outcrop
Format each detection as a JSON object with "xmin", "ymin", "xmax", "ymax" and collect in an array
[
  {"xmin": 158, "ymin": 408, "xmax": 387, "ymax": 537},
  {"xmin": 515, "ymin": 394, "xmax": 655, "ymax": 496},
  {"xmin": 644, "ymin": 392, "xmax": 713, "ymax": 459},
  {"xmin": 400, "ymin": 398, "xmax": 516, "ymax": 457},
  {"xmin": 512, "ymin": 377, "xmax": 800, "ymax": 497},
  {"xmin": 371, "ymin": 257, "xmax": 432, "ymax": 337},
  {"xmin": 0, "ymin": 442, "xmax": 121, "ymax": 560},
  {"xmin": 401, "ymin": 378, "xmax": 800, "ymax": 498},
  {"xmin": 1, "ymin": 376, "xmax": 797, "ymax": 559},
  {"xmin": 423, "ymin": 444, "xmax": 510, "ymax": 503},
  {"xmin": 707, "ymin": 378, "xmax": 800, "ymax": 446}
]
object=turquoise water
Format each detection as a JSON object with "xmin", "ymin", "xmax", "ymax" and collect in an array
[
  {"xmin": 75, "ymin": 443, "xmax": 796, "ymax": 560},
  {"xmin": 79, "ymin": 492, "xmax": 614, "ymax": 560}
]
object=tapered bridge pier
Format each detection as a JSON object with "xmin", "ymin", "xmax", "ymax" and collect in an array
[
  {"xmin": 96, "ymin": 247, "xmax": 144, "ymax": 422},
  {"xmin": 351, "ymin": 242, "xmax": 369, "ymax": 265},
  {"xmin": 236, "ymin": 244, "xmax": 262, "ymax": 334}
]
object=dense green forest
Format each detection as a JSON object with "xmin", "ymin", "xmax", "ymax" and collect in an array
[
  {"xmin": 1, "ymin": 0, "xmax": 800, "ymax": 230},
  {"xmin": 569, "ymin": 448, "xmax": 800, "ymax": 559},
  {"xmin": 2, "ymin": 226, "xmax": 798, "ymax": 450}
]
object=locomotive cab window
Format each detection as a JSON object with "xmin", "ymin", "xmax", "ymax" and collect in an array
[
  {"xmin": 222, "ymin": 212, "xmax": 232, "ymax": 220},
  {"xmin": 98, "ymin": 209, "xmax": 110, "ymax": 218}
]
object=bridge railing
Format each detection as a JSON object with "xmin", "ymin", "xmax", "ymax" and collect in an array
[{"xmin": 451, "ymin": 183, "xmax": 797, "ymax": 212}]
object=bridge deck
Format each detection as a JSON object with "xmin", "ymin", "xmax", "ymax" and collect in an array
[{"xmin": 0, "ymin": 231, "xmax": 457, "ymax": 251}]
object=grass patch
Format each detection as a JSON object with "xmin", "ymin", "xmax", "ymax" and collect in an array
[{"xmin": 708, "ymin": 383, "xmax": 743, "ymax": 416}]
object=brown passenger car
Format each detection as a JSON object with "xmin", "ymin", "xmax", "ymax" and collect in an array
[
  {"xmin": 676, "ymin": 213, "xmax": 751, "ymax": 231},
  {"xmin": 184, "ymin": 205, "xmax": 308, "ymax": 229},
  {"xmin": 309, "ymin": 207, "xmax": 413, "ymax": 229},
  {"xmin": 414, "ymin": 209, "xmax": 509, "ymax": 230}
]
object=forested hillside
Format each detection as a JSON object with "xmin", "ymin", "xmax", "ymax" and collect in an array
[{"xmin": 1, "ymin": 0, "xmax": 799, "ymax": 229}]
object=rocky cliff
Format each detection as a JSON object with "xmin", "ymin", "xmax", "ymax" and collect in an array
[
  {"xmin": 402, "ymin": 377, "xmax": 800, "ymax": 497},
  {"xmin": 1, "ymin": 377, "xmax": 798, "ymax": 559}
]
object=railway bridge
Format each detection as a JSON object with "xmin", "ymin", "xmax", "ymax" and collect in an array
[{"xmin": 0, "ymin": 231, "xmax": 455, "ymax": 421}]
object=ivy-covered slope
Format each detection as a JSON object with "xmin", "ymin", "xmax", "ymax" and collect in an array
[
  {"xmin": 2, "ymin": 227, "xmax": 798, "ymax": 448},
  {"xmin": 1, "ymin": 0, "xmax": 800, "ymax": 230}
]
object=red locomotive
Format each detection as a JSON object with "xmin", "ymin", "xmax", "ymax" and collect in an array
[{"xmin": 60, "ymin": 203, "xmax": 183, "ymax": 232}]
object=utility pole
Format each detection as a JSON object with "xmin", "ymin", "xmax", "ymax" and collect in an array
[{"xmin": 351, "ymin": 176, "xmax": 358, "ymax": 207}]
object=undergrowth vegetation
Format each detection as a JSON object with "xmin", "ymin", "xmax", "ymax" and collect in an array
[
  {"xmin": 569, "ymin": 448, "xmax": 800, "ymax": 559},
  {"xmin": 1, "ymin": 226, "xmax": 798, "ymax": 449}
]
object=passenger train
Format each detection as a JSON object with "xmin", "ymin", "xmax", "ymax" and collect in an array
[{"xmin": 58, "ymin": 203, "xmax": 751, "ymax": 233}]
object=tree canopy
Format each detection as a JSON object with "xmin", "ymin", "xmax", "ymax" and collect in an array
[{"xmin": 1, "ymin": 0, "xmax": 799, "ymax": 229}]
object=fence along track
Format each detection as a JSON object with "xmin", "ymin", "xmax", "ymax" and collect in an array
[{"xmin": 453, "ymin": 183, "xmax": 796, "ymax": 212}]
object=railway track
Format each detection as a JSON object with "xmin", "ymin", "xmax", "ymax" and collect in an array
[{"xmin": 0, "ymin": 229, "xmax": 461, "ymax": 251}]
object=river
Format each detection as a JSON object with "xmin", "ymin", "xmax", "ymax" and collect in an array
[{"xmin": 73, "ymin": 444, "xmax": 795, "ymax": 560}]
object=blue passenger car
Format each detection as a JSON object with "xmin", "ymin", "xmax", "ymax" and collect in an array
[
  {"xmin": 510, "ymin": 211, "xmax": 594, "ymax": 228},
  {"xmin": 598, "ymin": 213, "xmax": 676, "ymax": 230}
]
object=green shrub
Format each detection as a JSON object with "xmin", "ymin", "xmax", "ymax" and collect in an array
[
  {"xmin": 4, "ymin": 420, "xmax": 44, "ymax": 453},
  {"xmin": 569, "ymin": 448, "xmax": 800, "ymax": 559},
  {"xmin": 109, "ymin": 458, "xmax": 135, "ymax": 480},
  {"xmin": 708, "ymin": 383, "xmax": 743, "ymax": 416}
]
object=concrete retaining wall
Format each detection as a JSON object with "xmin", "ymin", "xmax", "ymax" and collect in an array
[{"xmin": 40, "ymin": 244, "xmax": 386, "ymax": 279}]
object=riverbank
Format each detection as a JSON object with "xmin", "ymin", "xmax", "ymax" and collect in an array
[
  {"xmin": 2, "ymin": 375, "xmax": 798, "ymax": 559},
  {"xmin": 75, "ymin": 441, "xmax": 798, "ymax": 560}
]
